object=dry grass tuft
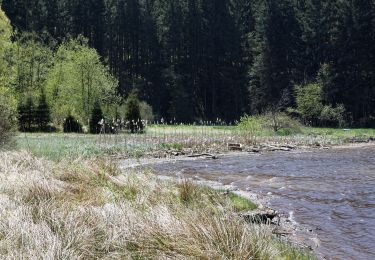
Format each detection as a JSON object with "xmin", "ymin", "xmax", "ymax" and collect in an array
[{"xmin": 0, "ymin": 151, "xmax": 314, "ymax": 259}]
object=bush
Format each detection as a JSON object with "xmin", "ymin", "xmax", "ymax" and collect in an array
[
  {"xmin": 262, "ymin": 112, "xmax": 302, "ymax": 134},
  {"xmin": 238, "ymin": 115, "xmax": 262, "ymax": 144},
  {"xmin": 140, "ymin": 101, "xmax": 154, "ymax": 122},
  {"xmin": 125, "ymin": 92, "xmax": 144, "ymax": 133},
  {"xmin": 89, "ymin": 101, "xmax": 104, "ymax": 134},
  {"xmin": 239, "ymin": 112, "xmax": 302, "ymax": 140},
  {"xmin": 63, "ymin": 115, "xmax": 83, "ymax": 133},
  {"xmin": 295, "ymin": 83, "xmax": 323, "ymax": 125},
  {"xmin": 0, "ymin": 86, "xmax": 17, "ymax": 147},
  {"xmin": 320, "ymin": 104, "xmax": 346, "ymax": 128}
]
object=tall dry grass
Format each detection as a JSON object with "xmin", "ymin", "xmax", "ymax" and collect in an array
[{"xmin": 0, "ymin": 151, "xmax": 313, "ymax": 259}]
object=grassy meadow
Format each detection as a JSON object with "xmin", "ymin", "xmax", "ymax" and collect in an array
[{"xmin": 14, "ymin": 124, "xmax": 375, "ymax": 161}]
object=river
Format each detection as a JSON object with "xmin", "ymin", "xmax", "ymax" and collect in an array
[{"xmin": 148, "ymin": 146, "xmax": 375, "ymax": 259}]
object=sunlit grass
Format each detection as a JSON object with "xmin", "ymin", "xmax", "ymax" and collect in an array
[
  {"xmin": 229, "ymin": 193, "xmax": 258, "ymax": 212},
  {"xmin": 15, "ymin": 125, "xmax": 375, "ymax": 161},
  {"xmin": 304, "ymin": 127, "xmax": 375, "ymax": 138},
  {"xmin": 0, "ymin": 151, "xmax": 315, "ymax": 259}
]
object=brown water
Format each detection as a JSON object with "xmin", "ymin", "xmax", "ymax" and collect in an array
[{"xmin": 149, "ymin": 146, "xmax": 375, "ymax": 260}]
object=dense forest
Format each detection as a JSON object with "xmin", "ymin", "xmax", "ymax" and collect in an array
[{"xmin": 1, "ymin": 0, "xmax": 375, "ymax": 126}]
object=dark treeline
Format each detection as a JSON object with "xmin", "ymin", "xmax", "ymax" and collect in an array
[{"xmin": 3, "ymin": 0, "xmax": 375, "ymax": 126}]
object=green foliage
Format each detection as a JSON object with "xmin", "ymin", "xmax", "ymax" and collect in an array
[
  {"xmin": 249, "ymin": 0, "xmax": 301, "ymax": 113},
  {"xmin": 18, "ymin": 95, "xmax": 36, "ymax": 132},
  {"xmin": 320, "ymin": 104, "xmax": 346, "ymax": 128},
  {"xmin": 238, "ymin": 115, "xmax": 263, "ymax": 144},
  {"xmin": 160, "ymin": 143, "xmax": 183, "ymax": 151},
  {"xmin": 36, "ymin": 89, "xmax": 51, "ymax": 131},
  {"xmin": 17, "ymin": 92, "xmax": 52, "ymax": 132},
  {"xmin": 0, "ymin": 7, "xmax": 12, "ymax": 46},
  {"xmin": 295, "ymin": 83, "xmax": 323, "ymax": 124},
  {"xmin": 0, "ymin": 6, "xmax": 14, "ymax": 96},
  {"xmin": 125, "ymin": 93, "xmax": 144, "ymax": 133},
  {"xmin": 262, "ymin": 112, "xmax": 302, "ymax": 134},
  {"xmin": 45, "ymin": 38, "xmax": 117, "ymax": 125},
  {"xmin": 140, "ymin": 101, "xmax": 154, "ymax": 122},
  {"xmin": 2, "ymin": 0, "xmax": 375, "ymax": 126},
  {"xmin": 8, "ymin": 33, "xmax": 54, "ymax": 95},
  {"xmin": 63, "ymin": 115, "xmax": 83, "ymax": 133},
  {"xmin": 0, "ymin": 8, "xmax": 16, "ymax": 145},
  {"xmin": 89, "ymin": 101, "xmax": 104, "ymax": 134},
  {"xmin": 239, "ymin": 112, "xmax": 302, "ymax": 138},
  {"xmin": 0, "ymin": 86, "xmax": 17, "ymax": 146},
  {"xmin": 295, "ymin": 82, "xmax": 347, "ymax": 127}
]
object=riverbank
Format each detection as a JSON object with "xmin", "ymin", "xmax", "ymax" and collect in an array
[
  {"xmin": 126, "ymin": 152, "xmax": 323, "ymax": 257},
  {"xmin": 0, "ymin": 151, "xmax": 314, "ymax": 259},
  {"xmin": 8, "ymin": 129, "xmax": 375, "ymax": 258},
  {"xmin": 14, "ymin": 126, "xmax": 375, "ymax": 161},
  {"xmin": 143, "ymin": 145, "xmax": 375, "ymax": 259}
]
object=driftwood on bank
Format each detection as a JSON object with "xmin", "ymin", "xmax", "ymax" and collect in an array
[
  {"xmin": 187, "ymin": 153, "xmax": 218, "ymax": 159},
  {"xmin": 228, "ymin": 143, "xmax": 243, "ymax": 151},
  {"xmin": 241, "ymin": 208, "xmax": 279, "ymax": 224},
  {"xmin": 346, "ymin": 136, "xmax": 375, "ymax": 143}
]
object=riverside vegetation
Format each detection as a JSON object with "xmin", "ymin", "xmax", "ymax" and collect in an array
[
  {"xmin": 0, "ymin": 151, "xmax": 314, "ymax": 259},
  {"xmin": 14, "ymin": 124, "xmax": 375, "ymax": 161}
]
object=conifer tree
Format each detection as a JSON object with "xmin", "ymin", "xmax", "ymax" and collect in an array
[
  {"xmin": 125, "ymin": 92, "xmax": 143, "ymax": 133},
  {"xmin": 36, "ymin": 89, "xmax": 51, "ymax": 131},
  {"xmin": 89, "ymin": 100, "xmax": 104, "ymax": 134},
  {"xmin": 18, "ymin": 95, "xmax": 35, "ymax": 132},
  {"xmin": 63, "ymin": 115, "xmax": 82, "ymax": 133}
]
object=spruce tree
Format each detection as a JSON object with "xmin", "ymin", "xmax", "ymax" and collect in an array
[
  {"xmin": 89, "ymin": 101, "xmax": 104, "ymax": 134},
  {"xmin": 63, "ymin": 115, "xmax": 82, "ymax": 133},
  {"xmin": 249, "ymin": 0, "xmax": 302, "ymax": 113},
  {"xmin": 125, "ymin": 92, "xmax": 143, "ymax": 133},
  {"xmin": 18, "ymin": 95, "xmax": 35, "ymax": 132},
  {"xmin": 36, "ymin": 89, "xmax": 51, "ymax": 131}
]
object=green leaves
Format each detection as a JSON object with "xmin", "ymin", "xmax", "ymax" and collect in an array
[
  {"xmin": 45, "ymin": 39, "xmax": 118, "ymax": 125},
  {"xmin": 295, "ymin": 83, "xmax": 323, "ymax": 122}
]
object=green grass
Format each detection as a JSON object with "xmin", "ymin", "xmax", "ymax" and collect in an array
[
  {"xmin": 304, "ymin": 127, "xmax": 375, "ymax": 138},
  {"xmin": 160, "ymin": 142, "xmax": 183, "ymax": 151},
  {"xmin": 228, "ymin": 193, "xmax": 258, "ymax": 212},
  {"xmin": 14, "ymin": 126, "xmax": 375, "ymax": 161},
  {"xmin": 15, "ymin": 133, "xmax": 152, "ymax": 161}
]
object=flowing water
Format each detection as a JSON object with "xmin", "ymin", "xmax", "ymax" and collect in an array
[{"xmin": 149, "ymin": 146, "xmax": 375, "ymax": 260}]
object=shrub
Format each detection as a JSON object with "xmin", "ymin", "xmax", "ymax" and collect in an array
[
  {"xmin": 262, "ymin": 112, "xmax": 302, "ymax": 135},
  {"xmin": 295, "ymin": 83, "xmax": 323, "ymax": 125},
  {"xmin": 89, "ymin": 101, "xmax": 104, "ymax": 134},
  {"xmin": 140, "ymin": 101, "xmax": 154, "ymax": 122},
  {"xmin": 63, "ymin": 115, "xmax": 83, "ymax": 133},
  {"xmin": 320, "ymin": 104, "xmax": 346, "ymax": 128},
  {"xmin": 238, "ymin": 115, "xmax": 262, "ymax": 144},
  {"xmin": 0, "ymin": 86, "xmax": 17, "ymax": 147},
  {"xmin": 125, "ymin": 92, "xmax": 144, "ymax": 133}
]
